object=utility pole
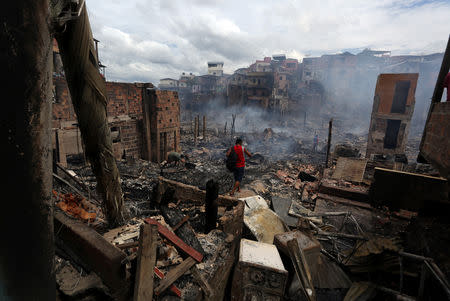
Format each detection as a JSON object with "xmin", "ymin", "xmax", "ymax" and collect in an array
[
  {"xmin": 1, "ymin": 1, "xmax": 55, "ymax": 299},
  {"xmin": 203, "ymin": 115, "xmax": 206, "ymax": 140}
]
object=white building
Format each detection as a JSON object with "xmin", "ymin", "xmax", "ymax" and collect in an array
[
  {"xmin": 207, "ymin": 62, "xmax": 224, "ymax": 76},
  {"xmin": 159, "ymin": 78, "xmax": 179, "ymax": 89}
]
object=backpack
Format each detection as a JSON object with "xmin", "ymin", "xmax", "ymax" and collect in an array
[{"xmin": 226, "ymin": 146, "xmax": 237, "ymax": 172}]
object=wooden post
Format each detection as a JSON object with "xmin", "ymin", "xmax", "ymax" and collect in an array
[
  {"xmin": 325, "ymin": 118, "xmax": 333, "ymax": 168},
  {"xmin": 142, "ymin": 87, "xmax": 152, "ymax": 161},
  {"xmin": 2, "ymin": 0, "xmax": 55, "ymax": 299},
  {"xmin": 196, "ymin": 115, "xmax": 200, "ymax": 138},
  {"xmin": 287, "ymin": 239, "xmax": 316, "ymax": 301},
  {"xmin": 134, "ymin": 224, "xmax": 158, "ymax": 301},
  {"xmin": 194, "ymin": 117, "xmax": 197, "ymax": 145},
  {"xmin": 203, "ymin": 115, "xmax": 206, "ymax": 140},
  {"xmin": 205, "ymin": 179, "xmax": 219, "ymax": 233}
]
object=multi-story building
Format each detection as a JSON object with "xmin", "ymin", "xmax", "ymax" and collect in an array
[{"xmin": 207, "ymin": 61, "xmax": 224, "ymax": 76}]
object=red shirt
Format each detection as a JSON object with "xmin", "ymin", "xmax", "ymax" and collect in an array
[
  {"xmin": 444, "ymin": 73, "xmax": 450, "ymax": 101},
  {"xmin": 234, "ymin": 145, "xmax": 245, "ymax": 168}
]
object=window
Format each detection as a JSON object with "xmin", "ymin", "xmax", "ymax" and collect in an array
[
  {"xmin": 391, "ymin": 81, "xmax": 410, "ymax": 113},
  {"xmin": 253, "ymin": 79, "xmax": 256, "ymax": 83},
  {"xmin": 170, "ymin": 119, "xmax": 172, "ymax": 122},
  {"xmin": 384, "ymin": 120, "xmax": 401, "ymax": 149},
  {"xmin": 305, "ymin": 72, "xmax": 311, "ymax": 76},
  {"xmin": 258, "ymin": 79, "xmax": 261, "ymax": 85},
  {"xmin": 166, "ymin": 107, "xmax": 168, "ymax": 110},
  {"xmin": 279, "ymin": 76, "xmax": 283, "ymax": 80},
  {"xmin": 110, "ymin": 127, "xmax": 120, "ymax": 143}
]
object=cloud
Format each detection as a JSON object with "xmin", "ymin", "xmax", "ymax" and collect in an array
[{"xmin": 86, "ymin": 0, "xmax": 450, "ymax": 84}]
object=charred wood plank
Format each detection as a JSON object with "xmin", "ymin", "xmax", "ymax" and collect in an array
[
  {"xmin": 154, "ymin": 257, "xmax": 196, "ymax": 295},
  {"xmin": 144, "ymin": 218, "xmax": 203, "ymax": 262},
  {"xmin": 287, "ymin": 239, "xmax": 316, "ymax": 301},
  {"xmin": 133, "ymin": 224, "xmax": 158, "ymax": 301},
  {"xmin": 154, "ymin": 267, "xmax": 182, "ymax": 297},
  {"xmin": 54, "ymin": 211, "xmax": 128, "ymax": 296},
  {"xmin": 155, "ymin": 176, "xmax": 238, "ymax": 207},
  {"xmin": 318, "ymin": 182, "xmax": 369, "ymax": 202}
]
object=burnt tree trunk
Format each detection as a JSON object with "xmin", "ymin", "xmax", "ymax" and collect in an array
[
  {"xmin": 55, "ymin": 5, "xmax": 126, "ymax": 225},
  {"xmin": 205, "ymin": 179, "xmax": 219, "ymax": 233},
  {"xmin": 1, "ymin": 1, "xmax": 55, "ymax": 299}
]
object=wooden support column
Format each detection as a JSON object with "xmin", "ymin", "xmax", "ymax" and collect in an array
[
  {"xmin": 196, "ymin": 115, "xmax": 200, "ymax": 138},
  {"xmin": 205, "ymin": 179, "xmax": 219, "ymax": 233},
  {"xmin": 1, "ymin": 1, "xmax": 55, "ymax": 299},
  {"xmin": 325, "ymin": 118, "xmax": 333, "ymax": 168},
  {"xmin": 194, "ymin": 117, "xmax": 198, "ymax": 145},
  {"xmin": 134, "ymin": 224, "xmax": 158, "ymax": 301},
  {"xmin": 142, "ymin": 87, "xmax": 152, "ymax": 161}
]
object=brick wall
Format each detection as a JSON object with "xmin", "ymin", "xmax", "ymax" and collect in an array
[
  {"xmin": 51, "ymin": 77, "xmax": 156, "ymax": 163},
  {"xmin": 106, "ymin": 82, "xmax": 145, "ymax": 119},
  {"xmin": 146, "ymin": 89, "xmax": 181, "ymax": 162},
  {"xmin": 109, "ymin": 118, "xmax": 143, "ymax": 159}
]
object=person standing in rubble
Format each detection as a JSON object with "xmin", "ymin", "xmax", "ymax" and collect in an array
[
  {"xmin": 313, "ymin": 133, "xmax": 319, "ymax": 152},
  {"xmin": 227, "ymin": 138, "xmax": 252, "ymax": 196}
]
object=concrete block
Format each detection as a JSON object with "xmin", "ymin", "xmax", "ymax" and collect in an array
[{"xmin": 231, "ymin": 239, "xmax": 288, "ymax": 300}]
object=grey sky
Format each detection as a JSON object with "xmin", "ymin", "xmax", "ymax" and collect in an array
[{"xmin": 86, "ymin": 0, "xmax": 450, "ymax": 84}]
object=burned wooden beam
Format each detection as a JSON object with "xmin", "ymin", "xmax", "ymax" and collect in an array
[
  {"xmin": 154, "ymin": 257, "xmax": 196, "ymax": 295},
  {"xmin": 54, "ymin": 211, "xmax": 128, "ymax": 297},
  {"xmin": 318, "ymin": 182, "xmax": 369, "ymax": 202},
  {"xmin": 133, "ymin": 224, "xmax": 158, "ymax": 301},
  {"xmin": 154, "ymin": 176, "xmax": 238, "ymax": 207},
  {"xmin": 144, "ymin": 218, "xmax": 203, "ymax": 262},
  {"xmin": 287, "ymin": 239, "xmax": 316, "ymax": 301},
  {"xmin": 154, "ymin": 267, "xmax": 182, "ymax": 297}
]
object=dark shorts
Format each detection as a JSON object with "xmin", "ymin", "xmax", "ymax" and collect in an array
[{"xmin": 233, "ymin": 167, "xmax": 245, "ymax": 182}]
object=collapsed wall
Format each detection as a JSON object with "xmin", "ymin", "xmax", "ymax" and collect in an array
[
  {"xmin": 366, "ymin": 73, "xmax": 418, "ymax": 159},
  {"xmin": 52, "ymin": 76, "xmax": 180, "ymax": 164}
]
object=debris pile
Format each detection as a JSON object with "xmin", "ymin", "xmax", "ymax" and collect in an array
[{"xmin": 51, "ymin": 125, "xmax": 450, "ymax": 300}]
